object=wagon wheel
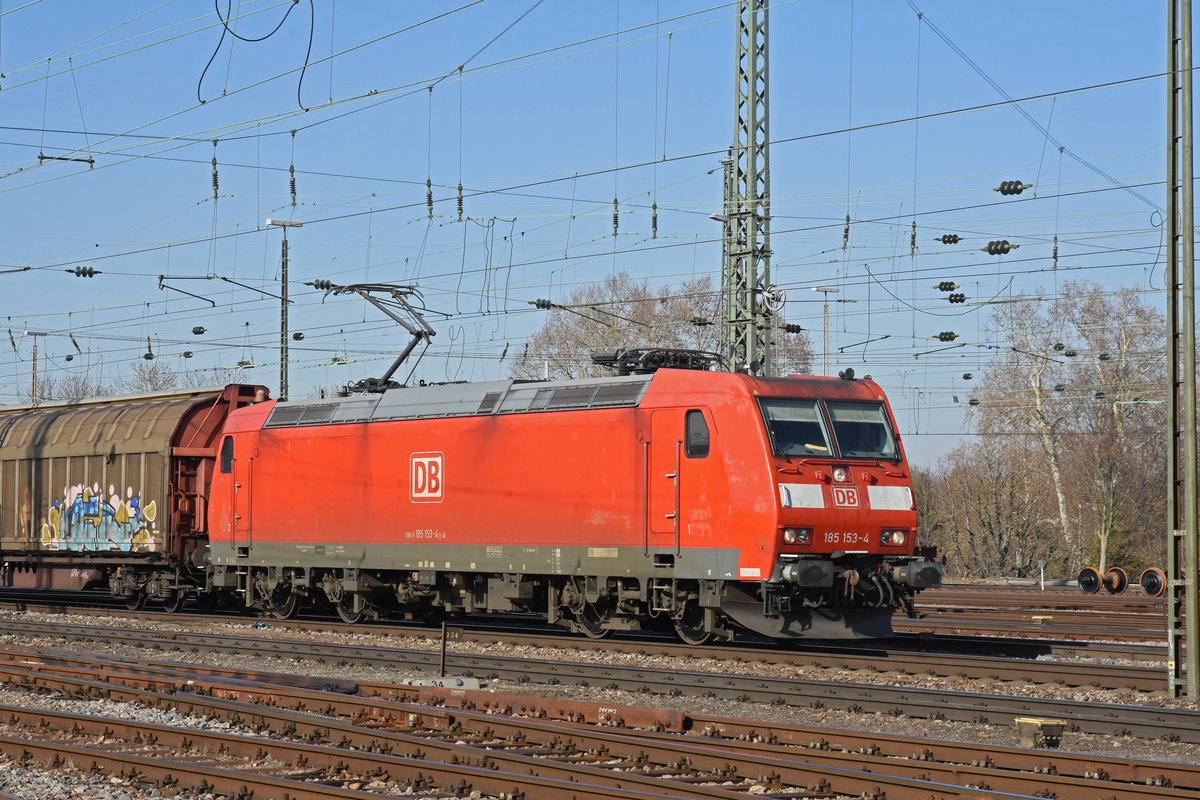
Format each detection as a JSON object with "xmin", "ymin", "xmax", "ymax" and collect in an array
[
  {"xmin": 575, "ymin": 601, "xmax": 614, "ymax": 639},
  {"xmin": 336, "ymin": 593, "xmax": 366, "ymax": 624},
  {"xmin": 673, "ymin": 601, "xmax": 713, "ymax": 646},
  {"xmin": 1103, "ymin": 566, "xmax": 1128, "ymax": 595},
  {"xmin": 1077, "ymin": 566, "xmax": 1102, "ymax": 594},
  {"xmin": 123, "ymin": 590, "xmax": 146, "ymax": 612},
  {"xmin": 269, "ymin": 586, "xmax": 302, "ymax": 619},
  {"xmin": 1139, "ymin": 567, "xmax": 1166, "ymax": 598}
]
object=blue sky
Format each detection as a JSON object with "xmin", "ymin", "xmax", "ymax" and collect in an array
[{"xmin": 0, "ymin": 1, "xmax": 1177, "ymax": 464}]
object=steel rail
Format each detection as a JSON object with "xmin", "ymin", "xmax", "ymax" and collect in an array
[
  {"xmin": 0, "ymin": 676, "xmax": 1015, "ymax": 800},
  {"xmin": 0, "ymin": 616, "xmax": 1167, "ymax": 691},
  {"xmin": 0, "ymin": 704, "xmax": 750, "ymax": 800},
  {"xmin": 2, "ymin": 620, "xmax": 1196, "ymax": 742},
  {"xmin": 2, "ymin": 659, "xmax": 1189, "ymax": 800}
]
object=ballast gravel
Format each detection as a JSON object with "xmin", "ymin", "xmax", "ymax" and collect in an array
[{"xmin": 1, "ymin": 608, "xmax": 1198, "ymax": 798}]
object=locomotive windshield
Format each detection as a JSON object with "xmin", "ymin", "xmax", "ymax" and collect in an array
[
  {"xmin": 759, "ymin": 399, "xmax": 832, "ymax": 456},
  {"xmin": 759, "ymin": 398, "xmax": 898, "ymax": 460},
  {"xmin": 825, "ymin": 401, "xmax": 898, "ymax": 460}
]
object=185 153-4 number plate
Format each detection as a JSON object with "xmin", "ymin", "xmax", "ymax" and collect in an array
[{"xmin": 822, "ymin": 531, "xmax": 871, "ymax": 547}]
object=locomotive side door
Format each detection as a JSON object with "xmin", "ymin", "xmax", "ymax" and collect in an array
[
  {"xmin": 647, "ymin": 410, "xmax": 683, "ymax": 552},
  {"xmin": 229, "ymin": 434, "xmax": 254, "ymax": 550}
]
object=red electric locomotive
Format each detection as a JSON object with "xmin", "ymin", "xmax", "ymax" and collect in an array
[
  {"xmin": 0, "ymin": 352, "xmax": 941, "ymax": 641},
  {"xmin": 202, "ymin": 355, "xmax": 940, "ymax": 641}
]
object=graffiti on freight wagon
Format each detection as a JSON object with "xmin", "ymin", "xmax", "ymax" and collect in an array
[{"xmin": 39, "ymin": 484, "xmax": 158, "ymax": 552}]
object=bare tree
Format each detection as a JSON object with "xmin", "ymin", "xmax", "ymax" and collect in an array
[
  {"xmin": 119, "ymin": 360, "xmax": 180, "ymax": 394},
  {"xmin": 51, "ymin": 373, "xmax": 109, "ymax": 400},
  {"xmin": 922, "ymin": 439, "xmax": 1057, "ymax": 578},
  {"xmin": 971, "ymin": 292, "xmax": 1076, "ymax": 569},
  {"xmin": 967, "ymin": 281, "xmax": 1165, "ymax": 575},
  {"xmin": 511, "ymin": 272, "xmax": 811, "ymax": 380},
  {"xmin": 1056, "ymin": 285, "xmax": 1165, "ymax": 573}
]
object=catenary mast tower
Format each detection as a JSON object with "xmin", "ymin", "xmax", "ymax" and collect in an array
[{"xmin": 720, "ymin": 0, "xmax": 773, "ymax": 375}]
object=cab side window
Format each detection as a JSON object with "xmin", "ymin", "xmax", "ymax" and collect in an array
[
  {"xmin": 219, "ymin": 436, "xmax": 234, "ymax": 474},
  {"xmin": 685, "ymin": 410, "xmax": 710, "ymax": 458}
]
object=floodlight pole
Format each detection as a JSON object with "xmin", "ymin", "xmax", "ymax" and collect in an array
[
  {"xmin": 24, "ymin": 330, "xmax": 48, "ymax": 406},
  {"xmin": 812, "ymin": 287, "xmax": 839, "ymax": 376},
  {"xmin": 266, "ymin": 218, "xmax": 303, "ymax": 401}
]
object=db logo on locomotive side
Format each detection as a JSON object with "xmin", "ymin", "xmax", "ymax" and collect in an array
[
  {"xmin": 831, "ymin": 486, "xmax": 859, "ymax": 508},
  {"xmin": 411, "ymin": 452, "xmax": 444, "ymax": 502}
]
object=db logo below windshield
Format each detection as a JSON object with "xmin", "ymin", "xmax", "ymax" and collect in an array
[
  {"xmin": 832, "ymin": 486, "xmax": 859, "ymax": 508},
  {"xmin": 411, "ymin": 452, "xmax": 443, "ymax": 502}
]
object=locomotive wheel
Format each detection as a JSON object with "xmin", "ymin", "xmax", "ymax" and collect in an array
[
  {"xmin": 161, "ymin": 590, "xmax": 187, "ymax": 614},
  {"xmin": 575, "ymin": 602, "xmax": 614, "ymax": 639},
  {"xmin": 194, "ymin": 591, "xmax": 219, "ymax": 612},
  {"xmin": 335, "ymin": 594, "xmax": 366, "ymax": 624},
  {"xmin": 1077, "ymin": 566, "xmax": 1102, "ymax": 594},
  {"xmin": 270, "ymin": 588, "xmax": 301, "ymax": 620},
  {"xmin": 673, "ymin": 602, "xmax": 713, "ymax": 646},
  {"xmin": 1104, "ymin": 566, "xmax": 1129, "ymax": 595},
  {"xmin": 124, "ymin": 590, "xmax": 147, "ymax": 611},
  {"xmin": 414, "ymin": 604, "xmax": 446, "ymax": 626},
  {"xmin": 1140, "ymin": 567, "xmax": 1166, "ymax": 598}
]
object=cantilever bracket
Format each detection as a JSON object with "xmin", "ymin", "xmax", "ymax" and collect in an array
[
  {"xmin": 158, "ymin": 274, "xmax": 290, "ymax": 306},
  {"xmin": 158, "ymin": 275, "xmax": 215, "ymax": 307}
]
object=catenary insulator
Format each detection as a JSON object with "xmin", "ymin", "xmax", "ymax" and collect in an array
[
  {"xmin": 211, "ymin": 156, "xmax": 219, "ymax": 199},
  {"xmin": 612, "ymin": 198, "xmax": 619, "ymax": 237},
  {"xmin": 311, "ymin": 279, "xmax": 334, "ymax": 291},
  {"xmin": 935, "ymin": 234, "xmax": 962, "ymax": 245},
  {"xmin": 427, "ymin": 178, "xmax": 433, "ymax": 218},
  {"xmin": 1052, "ymin": 235, "xmax": 1059, "ymax": 269},
  {"xmin": 457, "ymin": 182, "xmax": 463, "ymax": 222},
  {"xmin": 948, "ymin": 293, "xmax": 966, "ymax": 304},
  {"xmin": 994, "ymin": 180, "xmax": 1032, "ymax": 195},
  {"xmin": 652, "ymin": 202, "xmax": 658, "ymax": 239},
  {"xmin": 534, "ymin": 298, "xmax": 553, "ymax": 309},
  {"xmin": 935, "ymin": 281, "xmax": 957, "ymax": 292},
  {"xmin": 783, "ymin": 323, "xmax": 803, "ymax": 333},
  {"xmin": 936, "ymin": 331, "xmax": 958, "ymax": 342},
  {"xmin": 842, "ymin": 214, "xmax": 850, "ymax": 250},
  {"xmin": 983, "ymin": 240, "xmax": 1017, "ymax": 255},
  {"xmin": 910, "ymin": 220, "xmax": 917, "ymax": 256},
  {"xmin": 289, "ymin": 164, "xmax": 296, "ymax": 207}
]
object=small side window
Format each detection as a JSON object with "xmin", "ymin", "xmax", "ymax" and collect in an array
[
  {"xmin": 219, "ymin": 436, "xmax": 234, "ymax": 474},
  {"xmin": 685, "ymin": 410, "xmax": 710, "ymax": 458}
]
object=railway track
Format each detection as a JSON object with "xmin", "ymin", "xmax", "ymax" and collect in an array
[
  {"xmin": 2, "ymin": 612, "xmax": 1170, "ymax": 692},
  {"xmin": 0, "ymin": 588, "xmax": 1169, "ymax": 664},
  {"xmin": 3, "ymin": 618, "xmax": 1193, "ymax": 742},
  {"xmin": 0, "ymin": 643, "xmax": 1195, "ymax": 800},
  {"xmin": 904, "ymin": 585, "xmax": 1169, "ymax": 641}
]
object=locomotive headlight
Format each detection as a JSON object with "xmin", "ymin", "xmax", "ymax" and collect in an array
[
  {"xmin": 881, "ymin": 529, "xmax": 908, "ymax": 546},
  {"xmin": 832, "ymin": 466, "xmax": 849, "ymax": 483},
  {"xmin": 783, "ymin": 528, "xmax": 812, "ymax": 545}
]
